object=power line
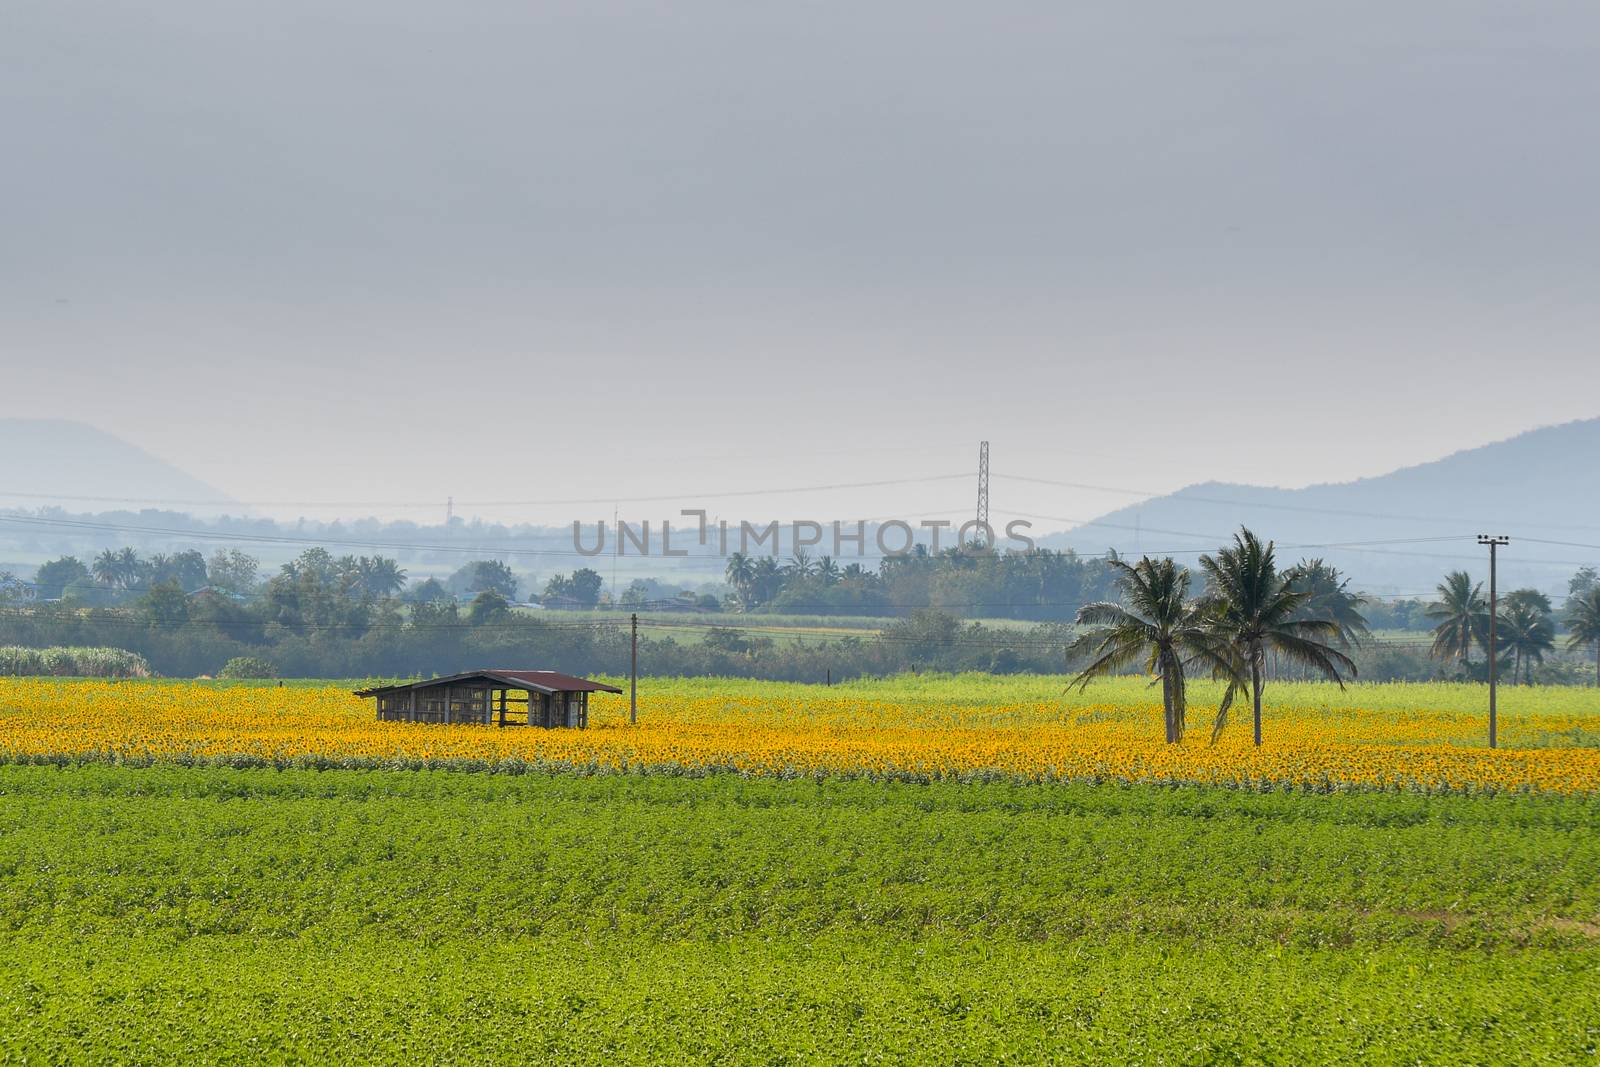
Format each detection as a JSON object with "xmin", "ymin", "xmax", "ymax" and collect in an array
[
  {"xmin": 8, "ymin": 511, "xmax": 1578, "ymax": 568},
  {"xmin": 0, "ymin": 473, "xmax": 972, "ymax": 511}
]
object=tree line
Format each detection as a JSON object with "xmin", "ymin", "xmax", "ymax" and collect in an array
[{"xmin": 4, "ymin": 537, "xmax": 1599, "ymax": 693}]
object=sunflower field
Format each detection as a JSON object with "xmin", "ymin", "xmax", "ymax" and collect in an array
[{"xmin": 2, "ymin": 674, "xmax": 1598, "ymax": 794}]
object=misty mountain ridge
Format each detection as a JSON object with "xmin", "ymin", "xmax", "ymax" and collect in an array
[
  {"xmin": 0, "ymin": 419, "xmax": 234, "ymax": 512},
  {"xmin": 1044, "ymin": 417, "xmax": 1600, "ymax": 594}
]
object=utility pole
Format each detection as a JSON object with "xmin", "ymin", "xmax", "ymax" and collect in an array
[
  {"xmin": 1477, "ymin": 535, "xmax": 1510, "ymax": 749},
  {"xmin": 975, "ymin": 441, "xmax": 990, "ymax": 549},
  {"xmin": 629, "ymin": 612, "xmax": 638, "ymax": 725}
]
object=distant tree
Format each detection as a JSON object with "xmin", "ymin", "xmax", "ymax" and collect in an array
[
  {"xmin": 139, "ymin": 579, "xmax": 190, "ymax": 630},
  {"xmin": 207, "ymin": 549, "xmax": 260, "ymax": 594},
  {"xmin": 543, "ymin": 568, "xmax": 602, "ymax": 607},
  {"xmin": 114, "ymin": 548, "xmax": 140, "ymax": 589},
  {"xmin": 91, "ymin": 547, "xmax": 145, "ymax": 590},
  {"xmin": 701, "ymin": 626, "xmax": 755, "ymax": 654},
  {"xmin": 1068, "ymin": 556, "xmax": 1222, "ymax": 744},
  {"xmin": 879, "ymin": 609, "xmax": 961, "ymax": 664},
  {"xmin": 407, "ymin": 577, "xmax": 452, "ymax": 604},
  {"xmin": 1569, "ymin": 567, "xmax": 1599, "ymax": 597},
  {"xmin": 569, "ymin": 568, "xmax": 604, "ymax": 606},
  {"xmin": 750, "ymin": 557, "xmax": 784, "ymax": 608},
  {"xmin": 1199, "ymin": 529, "xmax": 1354, "ymax": 746},
  {"xmin": 62, "ymin": 576, "xmax": 116, "ymax": 606},
  {"xmin": 1283, "ymin": 559, "xmax": 1370, "ymax": 649},
  {"xmin": 1503, "ymin": 588, "xmax": 1553, "ymax": 617},
  {"xmin": 816, "ymin": 556, "xmax": 841, "ymax": 587},
  {"xmin": 262, "ymin": 551, "xmax": 373, "ymax": 638},
  {"xmin": 1564, "ymin": 588, "xmax": 1600, "ymax": 687},
  {"xmin": 92, "ymin": 549, "xmax": 120, "ymax": 588},
  {"xmin": 724, "ymin": 553, "xmax": 756, "ymax": 610},
  {"xmin": 1499, "ymin": 601, "xmax": 1554, "ymax": 685},
  {"xmin": 218, "ymin": 656, "xmax": 278, "ymax": 679},
  {"xmin": 357, "ymin": 556, "xmax": 407, "ymax": 599},
  {"xmin": 468, "ymin": 560, "xmax": 518, "ymax": 599},
  {"xmin": 0, "ymin": 572, "xmax": 26, "ymax": 604},
  {"xmin": 281, "ymin": 548, "xmax": 337, "ymax": 584},
  {"xmin": 467, "ymin": 590, "xmax": 512, "ymax": 626},
  {"xmin": 409, "ymin": 597, "xmax": 460, "ymax": 628},
  {"xmin": 33, "ymin": 557, "xmax": 88, "ymax": 600},
  {"xmin": 1427, "ymin": 571, "xmax": 1490, "ymax": 671},
  {"xmin": 786, "ymin": 551, "xmax": 816, "ymax": 580},
  {"xmin": 166, "ymin": 550, "xmax": 211, "ymax": 591}
]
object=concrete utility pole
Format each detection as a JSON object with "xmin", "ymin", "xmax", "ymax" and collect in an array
[
  {"xmin": 1477, "ymin": 535, "xmax": 1510, "ymax": 748},
  {"xmin": 629, "ymin": 612, "xmax": 638, "ymax": 725}
]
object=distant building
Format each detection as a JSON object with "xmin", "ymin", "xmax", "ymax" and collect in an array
[{"xmin": 354, "ymin": 669, "xmax": 622, "ymax": 728}]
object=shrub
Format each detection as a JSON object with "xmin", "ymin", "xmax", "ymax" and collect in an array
[
  {"xmin": 0, "ymin": 646, "xmax": 152, "ymax": 678},
  {"xmin": 218, "ymin": 656, "xmax": 279, "ymax": 680}
]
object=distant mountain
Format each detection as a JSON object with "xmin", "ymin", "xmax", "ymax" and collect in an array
[
  {"xmin": 1043, "ymin": 418, "xmax": 1600, "ymax": 595},
  {"xmin": 0, "ymin": 419, "xmax": 234, "ymax": 512}
]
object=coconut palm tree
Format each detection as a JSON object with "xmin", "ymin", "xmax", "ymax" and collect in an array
[
  {"xmin": 1499, "ymin": 601, "xmax": 1554, "ymax": 685},
  {"xmin": 92, "ymin": 549, "xmax": 120, "ymax": 587},
  {"xmin": 1283, "ymin": 558, "xmax": 1370, "ymax": 650},
  {"xmin": 1068, "ymin": 556, "xmax": 1218, "ymax": 744},
  {"xmin": 1564, "ymin": 587, "xmax": 1600, "ymax": 687},
  {"xmin": 114, "ymin": 548, "xmax": 140, "ymax": 589},
  {"xmin": 1427, "ymin": 571, "xmax": 1490, "ymax": 672},
  {"xmin": 724, "ymin": 553, "xmax": 755, "ymax": 610},
  {"xmin": 359, "ymin": 556, "xmax": 408, "ymax": 598},
  {"xmin": 816, "ymin": 556, "xmax": 841, "ymax": 587},
  {"xmin": 1199, "ymin": 529, "xmax": 1355, "ymax": 747},
  {"xmin": 1503, "ymin": 588, "xmax": 1553, "ymax": 616},
  {"xmin": 751, "ymin": 556, "xmax": 784, "ymax": 607}
]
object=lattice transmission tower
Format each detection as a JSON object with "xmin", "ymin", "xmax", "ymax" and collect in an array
[{"xmin": 974, "ymin": 441, "xmax": 990, "ymax": 548}]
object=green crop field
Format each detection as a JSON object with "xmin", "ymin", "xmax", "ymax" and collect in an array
[{"xmin": 2, "ymin": 763, "xmax": 1597, "ymax": 1063}]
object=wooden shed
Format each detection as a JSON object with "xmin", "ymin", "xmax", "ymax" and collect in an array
[{"xmin": 355, "ymin": 670, "xmax": 622, "ymax": 728}]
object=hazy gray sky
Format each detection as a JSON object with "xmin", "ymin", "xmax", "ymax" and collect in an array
[{"xmin": 5, "ymin": 0, "xmax": 1599, "ymax": 526}]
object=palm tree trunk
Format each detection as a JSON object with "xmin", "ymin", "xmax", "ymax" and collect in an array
[
  {"xmin": 1161, "ymin": 668, "xmax": 1175, "ymax": 744},
  {"xmin": 1251, "ymin": 643, "xmax": 1264, "ymax": 748},
  {"xmin": 1173, "ymin": 663, "xmax": 1187, "ymax": 741}
]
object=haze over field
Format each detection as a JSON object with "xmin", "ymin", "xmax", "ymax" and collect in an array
[
  {"xmin": 5, "ymin": 0, "xmax": 1600, "ymax": 528},
  {"xmin": 2, "ymin": 416, "xmax": 1596, "ymax": 595}
]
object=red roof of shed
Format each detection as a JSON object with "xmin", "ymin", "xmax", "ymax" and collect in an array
[
  {"xmin": 354, "ymin": 670, "xmax": 623, "ymax": 697},
  {"xmin": 486, "ymin": 670, "xmax": 623, "ymax": 693}
]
